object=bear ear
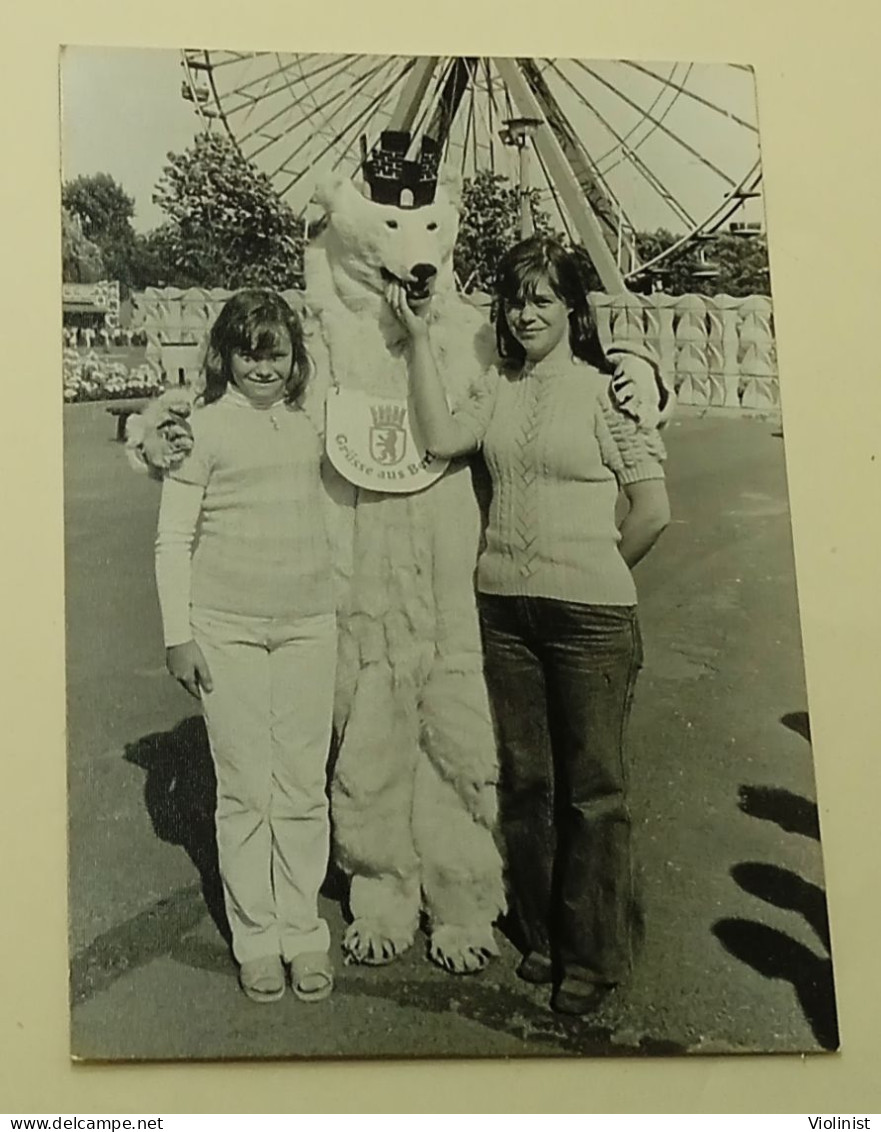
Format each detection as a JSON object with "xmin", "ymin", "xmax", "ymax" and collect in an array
[
  {"xmin": 437, "ymin": 166, "xmax": 463, "ymax": 207},
  {"xmin": 311, "ymin": 172, "xmax": 348, "ymax": 211}
]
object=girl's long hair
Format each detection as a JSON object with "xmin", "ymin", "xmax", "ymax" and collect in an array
[
  {"xmin": 203, "ymin": 289, "xmax": 311, "ymax": 405},
  {"xmin": 493, "ymin": 237, "xmax": 613, "ymax": 374}
]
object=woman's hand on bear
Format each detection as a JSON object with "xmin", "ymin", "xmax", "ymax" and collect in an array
[
  {"xmin": 166, "ymin": 641, "xmax": 214, "ymax": 699},
  {"xmin": 385, "ymin": 281, "xmax": 430, "ymax": 340}
]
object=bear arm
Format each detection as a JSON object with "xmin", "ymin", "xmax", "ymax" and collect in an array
[
  {"xmin": 606, "ymin": 345, "xmax": 676, "ymax": 430},
  {"xmin": 125, "ymin": 388, "xmax": 200, "ymax": 478}
]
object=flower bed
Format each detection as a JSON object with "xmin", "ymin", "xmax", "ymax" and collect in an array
[{"xmin": 63, "ymin": 349, "xmax": 165, "ymax": 404}]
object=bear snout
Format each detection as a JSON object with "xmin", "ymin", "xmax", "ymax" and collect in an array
[{"xmin": 410, "ymin": 263, "xmax": 438, "ymax": 283}]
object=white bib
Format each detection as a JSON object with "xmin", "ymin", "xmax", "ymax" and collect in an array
[{"xmin": 324, "ymin": 386, "xmax": 449, "ymax": 494}]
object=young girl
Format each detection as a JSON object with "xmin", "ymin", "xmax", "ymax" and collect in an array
[
  {"xmin": 154, "ymin": 289, "xmax": 337, "ymax": 1004},
  {"xmin": 391, "ymin": 237, "xmax": 670, "ymax": 1016}
]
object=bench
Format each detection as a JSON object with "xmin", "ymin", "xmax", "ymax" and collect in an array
[{"xmin": 106, "ymin": 400, "xmax": 148, "ymax": 442}]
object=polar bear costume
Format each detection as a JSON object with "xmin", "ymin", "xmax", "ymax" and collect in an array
[
  {"xmin": 132, "ymin": 143, "xmax": 671, "ymax": 975},
  {"xmin": 299, "ymin": 169, "xmax": 506, "ymax": 972}
]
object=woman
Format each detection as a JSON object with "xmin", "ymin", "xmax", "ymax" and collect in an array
[{"xmin": 387, "ymin": 236, "xmax": 670, "ymax": 1015}]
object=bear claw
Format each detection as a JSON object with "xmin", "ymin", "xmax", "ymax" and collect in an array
[
  {"xmin": 343, "ymin": 919, "xmax": 414, "ymax": 966},
  {"xmin": 428, "ymin": 925, "xmax": 499, "ymax": 975}
]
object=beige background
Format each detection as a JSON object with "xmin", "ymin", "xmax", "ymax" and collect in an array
[{"xmin": 2, "ymin": 0, "xmax": 879, "ymax": 1114}]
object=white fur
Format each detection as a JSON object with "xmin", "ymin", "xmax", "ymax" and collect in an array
[{"xmin": 305, "ymin": 176, "xmax": 506, "ymax": 972}]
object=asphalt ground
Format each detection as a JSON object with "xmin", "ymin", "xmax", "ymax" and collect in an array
[{"xmin": 63, "ymin": 403, "xmax": 837, "ymax": 1062}]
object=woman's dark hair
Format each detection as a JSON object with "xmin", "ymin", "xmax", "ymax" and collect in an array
[
  {"xmin": 493, "ymin": 236, "xmax": 613, "ymax": 373},
  {"xmin": 203, "ymin": 288, "xmax": 311, "ymax": 405}
]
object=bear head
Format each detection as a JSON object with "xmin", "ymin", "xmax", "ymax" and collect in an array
[{"xmin": 309, "ymin": 169, "xmax": 462, "ymax": 310}]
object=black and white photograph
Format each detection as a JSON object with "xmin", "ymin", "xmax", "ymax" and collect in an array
[{"xmin": 61, "ymin": 47, "xmax": 838, "ymax": 1061}]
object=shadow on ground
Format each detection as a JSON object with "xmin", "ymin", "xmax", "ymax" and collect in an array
[
  {"xmin": 122, "ymin": 716, "xmax": 350, "ymax": 934},
  {"xmin": 713, "ymin": 710, "xmax": 838, "ymax": 1051},
  {"xmin": 124, "ymin": 715, "xmax": 229, "ymax": 943}
]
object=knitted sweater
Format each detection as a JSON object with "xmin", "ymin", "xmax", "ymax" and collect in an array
[
  {"xmin": 155, "ymin": 386, "xmax": 333, "ymax": 646},
  {"xmin": 454, "ymin": 356, "xmax": 666, "ymax": 607}
]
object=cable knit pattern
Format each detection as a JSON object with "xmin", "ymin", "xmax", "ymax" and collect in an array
[
  {"xmin": 596, "ymin": 387, "xmax": 668, "ymax": 485},
  {"xmin": 455, "ymin": 355, "xmax": 666, "ymax": 607},
  {"xmin": 509, "ymin": 373, "xmax": 554, "ymax": 583}
]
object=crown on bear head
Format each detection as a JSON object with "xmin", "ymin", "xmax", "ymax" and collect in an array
[{"xmin": 361, "ymin": 131, "xmax": 441, "ymax": 209}]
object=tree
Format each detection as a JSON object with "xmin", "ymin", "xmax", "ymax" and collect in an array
[
  {"xmin": 62, "ymin": 173, "xmax": 144, "ymax": 296},
  {"xmin": 152, "ymin": 131, "xmax": 305, "ymax": 290},
  {"xmin": 454, "ymin": 170, "xmax": 557, "ymax": 293},
  {"xmin": 61, "ymin": 208, "xmax": 105, "ymax": 283},
  {"xmin": 124, "ymin": 224, "xmax": 186, "ymax": 290},
  {"xmin": 62, "ymin": 173, "xmax": 136, "ymax": 243}
]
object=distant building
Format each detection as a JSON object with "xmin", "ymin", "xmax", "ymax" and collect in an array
[{"xmin": 62, "ymin": 280, "xmax": 121, "ymax": 331}]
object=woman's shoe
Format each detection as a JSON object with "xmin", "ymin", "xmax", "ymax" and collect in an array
[
  {"xmin": 516, "ymin": 952, "xmax": 554, "ymax": 985},
  {"xmin": 551, "ymin": 980, "xmax": 614, "ymax": 1016},
  {"xmin": 289, "ymin": 950, "xmax": 334, "ymax": 1003},
  {"xmin": 239, "ymin": 956, "xmax": 286, "ymax": 1003}
]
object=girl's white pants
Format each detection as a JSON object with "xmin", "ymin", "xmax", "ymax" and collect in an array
[{"xmin": 191, "ymin": 607, "xmax": 337, "ymax": 965}]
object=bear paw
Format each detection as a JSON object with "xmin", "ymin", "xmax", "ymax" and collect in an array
[
  {"xmin": 343, "ymin": 919, "xmax": 415, "ymax": 966},
  {"xmin": 428, "ymin": 924, "xmax": 499, "ymax": 975}
]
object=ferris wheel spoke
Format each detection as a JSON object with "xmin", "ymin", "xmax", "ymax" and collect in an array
[
  {"xmin": 234, "ymin": 61, "xmax": 377, "ymax": 158},
  {"xmin": 275, "ymin": 61, "xmax": 413, "ymax": 201},
  {"xmin": 324, "ymin": 61, "xmax": 426, "ymax": 176},
  {"xmin": 532, "ymin": 141, "xmax": 577, "ymax": 246},
  {"xmin": 619, "ymin": 59, "xmax": 759, "ymax": 133},
  {"xmin": 472, "ymin": 72, "xmax": 501, "ymax": 174},
  {"xmin": 503, "ymin": 81, "xmax": 515, "ymax": 122},
  {"xmin": 461, "ymin": 72, "xmax": 478, "ymax": 175},
  {"xmin": 424, "ymin": 58, "xmax": 477, "ymax": 152},
  {"xmin": 547, "ymin": 60, "xmax": 696, "ymax": 230},
  {"xmin": 703, "ymin": 166, "xmax": 763, "ymax": 233},
  {"xmin": 523, "ymin": 59, "xmax": 628, "ymax": 248},
  {"xmin": 252, "ymin": 56, "xmax": 398, "ymax": 171},
  {"xmin": 303, "ymin": 56, "xmax": 413, "ymax": 145},
  {"xmin": 218, "ymin": 54, "xmax": 358, "ymax": 116},
  {"xmin": 409, "ymin": 60, "xmax": 454, "ymax": 147},
  {"xmin": 598, "ymin": 63, "xmax": 691, "ymax": 174},
  {"xmin": 270, "ymin": 60, "xmax": 402, "ymax": 183},
  {"xmin": 568, "ymin": 61, "xmax": 687, "ymax": 171},
  {"xmin": 186, "ymin": 50, "xmax": 254, "ymax": 71},
  {"xmin": 385, "ymin": 56, "xmax": 440, "ymax": 135},
  {"xmin": 483, "ymin": 59, "xmax": 498, "ymax": 173},
  {"xmin": 404, "ymin": 56, "xmax": 455, "ymax": 145},
  {"xmin": 574, "ymin": 60, "xmax": 739, "ymax": 188}
]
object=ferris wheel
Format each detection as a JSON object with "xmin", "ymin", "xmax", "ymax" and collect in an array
[{"xmin": 179, "ymin": 52, "xmax": 763, "ymax": 293}]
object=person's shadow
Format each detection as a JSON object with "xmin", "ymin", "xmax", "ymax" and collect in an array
[
  {"xmin": 124, "ymin": 715, "xmax": 231, "ymax": 945},
  {"xmin": 712, "ymin": 710, "xmax": 839, "ymax": 1051},
  {"xmin": 124, "ymin": 716, "xmax": 351, "ymax": 954}
]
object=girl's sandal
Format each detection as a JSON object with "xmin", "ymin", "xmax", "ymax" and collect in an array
[
  {"xmin": 289, "ymin": 951, "xmax": 334, "ymax": 1003},
  {"xmin": 239, "ymin": 956, "xmax": 286, "ymax": 1004}
]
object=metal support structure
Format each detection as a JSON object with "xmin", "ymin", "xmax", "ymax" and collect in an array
[
  {"xmin": 500, "ymin": 118, "xmax": 541, "ymax": 239},
  {"xmin": 425, "ymin": 57, "xmax": 478, "ymax": 149},
  {"xmin": 517, "ymin": 58, "xmax": 633, "ymax": 271},
  {"xmin": 518, "ymin": 139, "xmax": 533, "ymax": 238},
  {"xmin": 493, "ymin": 57, "xmax": 626, "ymax": 293},
  {"xmin": 385, "ymin": 56, "xmax": 439, "ymax": 136}
]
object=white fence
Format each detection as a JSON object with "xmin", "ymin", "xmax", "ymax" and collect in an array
[
  {"xmin": 592, "ymin": 291, "xmax": 777, "ymax": 410},
  {"xmin": 133, "ymin": 287, "xmax": 778, "ymax": 410}
]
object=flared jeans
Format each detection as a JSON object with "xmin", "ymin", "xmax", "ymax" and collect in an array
[
  {"xmin": 191, "ymin": 607, "xmax": 337, "ymax": 966},
  {"xmin": 478, "ymin": 593, "xmax": 643, "ymax": 989}
]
